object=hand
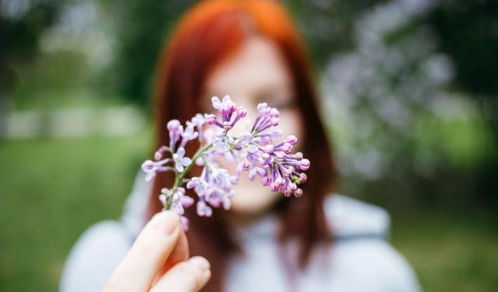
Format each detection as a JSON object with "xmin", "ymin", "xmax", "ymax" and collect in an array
[{"xmin": 104, "ymin": 211, "xmax": 211, "ymax": 292}]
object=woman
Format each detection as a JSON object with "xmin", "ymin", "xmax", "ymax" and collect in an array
[{"xmin": 60, "ymin": 0, "xmax": 421, "ymax": 291}]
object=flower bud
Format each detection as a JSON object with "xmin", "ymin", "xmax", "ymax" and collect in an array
[
  {"xmin": 205, "ymin": 114, "xmax": 217, "ymax": 125},
  {"xmin": 167, "ymin": 119, "xmax": 181, "ymax": 131},
  {"xmin": 159, "ymin": 194, "xmax": 167, "ymax": 205},
  {"xmin": 299, "ymin": 159, "xmax": 310, "ymax": 170},
  {"xmin": 286, "ymin": 135, "xmax": 298, "ymax": 145}
]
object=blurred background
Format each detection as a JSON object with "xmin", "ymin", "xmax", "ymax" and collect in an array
[{"xmin": 0, "ymin": 0, "xmax": 497, "ymax": 291}]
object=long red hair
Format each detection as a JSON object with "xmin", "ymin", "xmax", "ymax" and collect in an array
[{"xmin": 148, "ymin": 0, "xmax": 338, "ymax": 290}]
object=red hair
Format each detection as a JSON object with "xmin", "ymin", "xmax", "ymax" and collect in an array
[{"xmin": 148, "ymin": 0, "xmax": 338, "ymax": 290}]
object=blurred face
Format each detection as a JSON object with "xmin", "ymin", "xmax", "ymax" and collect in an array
[{"xmin": 202, "ymin": 35, "xmax": 303, "ymax": 217}]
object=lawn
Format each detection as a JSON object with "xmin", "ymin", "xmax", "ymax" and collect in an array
[
  {"xmin": 0, "ymin": 134, "xmax": 150, "ymax": 291},
  {"xmin": 0, "ymin": 134, "xmax": 496, "ymax": 291},
  {"xmin": 391, "ymin": 209, "xmax": 498, "ymax": 291}
]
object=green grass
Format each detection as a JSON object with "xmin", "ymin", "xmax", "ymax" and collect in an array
[
  {"xmin": 391, "ymin": 210, "xmax": 498, "ymax": 292},
  {"xmin": 0, "ymin": 134, "xmax": 150, "ymax": 291},
  {"xmin": 0, "ymin": 135, "xmax": 497, "ymax": 291}
]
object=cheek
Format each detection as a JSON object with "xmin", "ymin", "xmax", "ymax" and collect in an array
[{"xmin": 278, "ymin": 109, "xmax": 304, "ymax": 141}]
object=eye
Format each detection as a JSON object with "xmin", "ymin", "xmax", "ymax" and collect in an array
[
  {"xmin": 271, "ymin": 99, "xmax": 296, "ymax": 110},
  {"xmin": 265, "ymin": 94, "xmax": 296, "ymax": 110},
  {"xmin": 254, "ymin": 87, "xmax": 294, "ymax": 108}
]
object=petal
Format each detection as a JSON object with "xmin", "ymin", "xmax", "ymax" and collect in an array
[
  {"xmin": 181, "ymin": 196, "xmax": 194, "ymax": 208},
  {"xmin": 186, "ymin": 179, "xmax": 197, "ymax": 189},
  {"xmin": 180, "ymin": 216, "xmax": 189, "ymax": 230},
  {"xmin": 247, "ymin": 144, "xmax": 259, "ymax": 153},
  {"xmin": 248, "ymin": 169, "xmax": 257, "ymax": 181},
  {"xmin": 211, "ymin": 96, "xmax": 221, "ymax": 109},
  {"xmin": 196, "ymin": 201, "xmax": 212, "ymax": 217},
  {"xmin": 141, "ymin": 160, "xmax": 155, "ymax": 172},
  {"xmin": 223, "ymin": 197, "xmax": 231, "ymax": 210},
  {"xmin": 181, "ymin": 157, "xmax": 192, "ymax": 166},
  {"xmin": 175, "ymin": 162, "xmax": 184, "ymax": 172}
]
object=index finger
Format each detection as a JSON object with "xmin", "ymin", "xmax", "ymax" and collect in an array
[
  {"xmin": 104, "ymin": 211, "xmax": 181, "ymax": 291},
  {"xmin": 151, "ymin": 228, "xmax": 190, "ymax": 286}
]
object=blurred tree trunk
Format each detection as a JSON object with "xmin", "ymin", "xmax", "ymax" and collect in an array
[{"xmin": 475, "ymin": 98, "xmax": 498, "ymax": 207}]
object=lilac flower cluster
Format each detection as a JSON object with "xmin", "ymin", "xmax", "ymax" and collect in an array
[{"xmin": 142, "ymin": 95, "xmax": 310, "ymax": 229}]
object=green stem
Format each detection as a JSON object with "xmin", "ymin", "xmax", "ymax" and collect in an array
[{"xmin": 163, "ymin": 143, "xmax": 213, "ymax": 210}]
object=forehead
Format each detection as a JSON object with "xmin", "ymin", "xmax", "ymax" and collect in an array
[{"xmin": 204, "ymin": 35, "xmax": 292, "ymax": 97}]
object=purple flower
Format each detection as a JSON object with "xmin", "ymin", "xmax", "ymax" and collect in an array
[
  {"xmin": 154, "ymin": 145, "xmax": 169, "ymax": 160},
  {"xmin": 159, "ymin": 187, "xmax": 194, "ymax": 230},
  {"xmin": 210, "ymin": 167, "xmax": 238, "ymax": 190},
  {"xmin": 196, "ymin": 200, "xmax": 212, "ymax": 217},
  {"xmin": 234, "ymin": 133, "xmax": 309, "ymax": 197},
  {"xmin": 190, "ymin": 113, "xmax": 206, "ymax": 127},
  {"xmin": 141, "ymin": 159, "xmax": 170, "ymax": 181},
  {"xmin": 170, "ymin": 188, "xmax": 193, "ymax": 214},
  {"xmin": 172, "ymin": 148, "xmax": 192, "ymax": 172},
  {"xmin": 187, "ymin": 161, "xmax": 236, "ymax": 215},
  {"xmin": 167, "ymin": 119, "xmax": 200, "ymax": 150},
  {"xmin": 179, "ymin": 216, "xmax": 190, "ymax": 230},
  {"xmin": 238, "ymin": 137, "xmax": 259, "ymax": 158},
  {"xmin": 186, "ymin": 176, "xmax": 208, "ymax": 195},
  {"xmin": 261, "ymin": 149, "xmax": 309, "ymax": 197},
  {"xmin": 207, "ymin": 95, "xmax": 247, "ymax": 131},
  {"xmin": 248, "ymin": 166, "xmax": 266, "ymax": 181},
  {"xmin": 190, "ymin": 113, "xmax": 207, "ymax": 142},
  {"xmin": 213, "ymin": 134, "xmax": 233, "ymax": 152},
  {"xmin": 251, "ymin": 103, "xmax": 280, "ymax": 135},
  {"xmin": 143, "ymin": 94, "xmax": 311, "ymax": 228},
  {"xmin": 167, "ymin": 120, "xmax": 182, "ymax": 150},
  {"xmin": 180, "ymin": 123, "xmax": 199, "ymax": 148}
]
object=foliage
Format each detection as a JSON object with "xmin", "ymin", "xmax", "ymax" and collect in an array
[
  {"xmin": 110, "ymin": 0, "xmax": 193, "ymax": 106},
  {"xmin": 0, "ymin": 0, "xmax": 66, "ymax": 89}
]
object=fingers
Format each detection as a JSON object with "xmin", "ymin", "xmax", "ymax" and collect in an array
[
  {"xmin": 164, "ymin": 229, "xmax": 190, "ymax": 269},
  {"xmin": 150, "ymin": 256, "xmax": 211, "ymax": 292},
  {"xmin": 104, "ymin": 211, "xmax": 181, "ymax": 291},
  {"xmin": 151, "ymin": 229, "xmax": 189, "ymax": 286}
]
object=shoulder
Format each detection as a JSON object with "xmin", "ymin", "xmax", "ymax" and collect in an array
[
  {"xmin": 325, "ymin": 193, "xmax": 390, "ymax": 239},
  {"xmin": 59, "ymin": 220, "xmax": 132, "ymax": 292},
  {"xmin": 327, "ymin": 238, "xmax": 421, "ymax": 292},
  {"xmin": 318, "ymin": 194, "xmax": 421, "ymax": 292}
]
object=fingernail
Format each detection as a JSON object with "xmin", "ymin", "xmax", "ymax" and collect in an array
[
  {"xmin": 189, "ymin": 256, "xmax": 210, "ymax": 272},
  {"xmin": 158, "ymin": 211, "xmax": 179, "ymax": 235}
]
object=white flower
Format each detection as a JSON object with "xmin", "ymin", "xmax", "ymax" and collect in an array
[
  {"xmin": 172, "ymin": 147, "xmax": 192, "ymax": 172},
  {"xmin": 190, "ymin": 113, "xmax": 206, "ymax": 127},
  {"xmin": 211, "ymin": 95, "xmax": 233, "ymax": 110}
]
